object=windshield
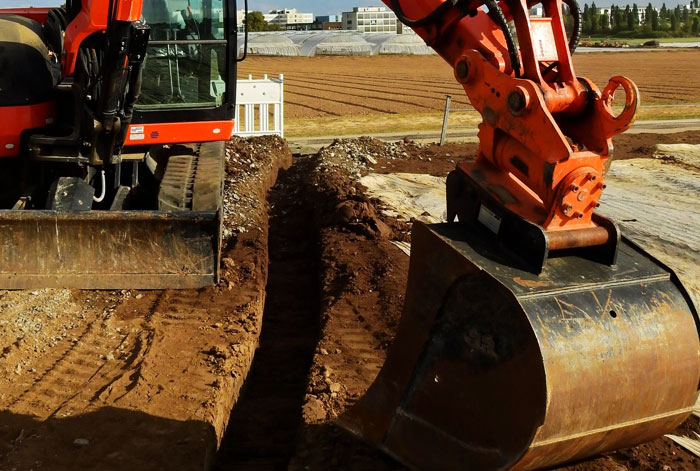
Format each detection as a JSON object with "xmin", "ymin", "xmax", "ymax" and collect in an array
[{"xmin": 138, "ymin": 0, "xmax": 226, "ymax": 109}]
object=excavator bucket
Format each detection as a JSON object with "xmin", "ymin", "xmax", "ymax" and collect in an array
[
  {"xmin": 0, "ymin": 210, "xmax": 220, "ymax": 289},
  {"xmin": 340, "ymin": 221, "xmax": 700, "ymax": 470}
]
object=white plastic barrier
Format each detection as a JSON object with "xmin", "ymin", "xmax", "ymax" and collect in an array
[{"xmin": 233, "ymin": 74, "xmax": 284, "ymax": 138}]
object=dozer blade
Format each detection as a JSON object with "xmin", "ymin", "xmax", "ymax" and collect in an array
[
  {"xmin": 340, "ymin": 221, "xmax": 700, "ymax": 470},
  {"xmin": 0, "ymin": 210, "xmax": 220, "ymax": 289}
]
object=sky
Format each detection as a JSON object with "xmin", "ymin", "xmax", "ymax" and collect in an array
[{"xmin": 1, "ymin": 0, "xmax": 692, "ymax": 14}]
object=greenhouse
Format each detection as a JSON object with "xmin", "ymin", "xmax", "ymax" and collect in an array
[
  {"xmin": 245, "ymin": 34, "xmax": 301, "ymax": 56},
  {"xmin": 236, "ymin": 31, "xmax": 435, "ymax": 57}
]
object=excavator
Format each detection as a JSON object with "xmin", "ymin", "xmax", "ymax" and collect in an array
[
  {"xmin": 0, "ymin": 0, "xmax": 698, "ymax": 470},
  {"xmin": 0, "ymin": 0, "xmax": 242, "ymax": 288},
  {"xmin": 340, "ymin": 0, "xmax": 700, "ymax": 470}
]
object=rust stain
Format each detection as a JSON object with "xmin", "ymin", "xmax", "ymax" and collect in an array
[
  {"xmin": 591, "ymin": 291, "xmax": 603, "ymax": 310},
  {"xmin": 599, "ymin": 288, "xmax": 613, "ymax": 321},
  {"xmin": 513, "ymin": 276, "xmax": 548, "ymax": 288}
]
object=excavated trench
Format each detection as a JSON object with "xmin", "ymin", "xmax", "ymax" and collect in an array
[
  {"xmin": 2, "ymin": 134, "xmax": 699, "ymax": 470},
  {"xmin": 213, "ymin": 132, "xmax": 700, "ymax": 471},
  {"xmin": 214, "ymin": 157, "xmax": 321, "ymax": 470}
]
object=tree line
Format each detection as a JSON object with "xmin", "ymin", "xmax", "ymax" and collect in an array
[
  {"xmin": 244, "ymin": 11, "xmax": 284, "ymax": 32},
  {"xmin": 581, "ymin": 1, "xmax": 700, "ymax": 36}
]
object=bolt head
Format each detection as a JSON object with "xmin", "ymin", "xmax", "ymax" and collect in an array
[
  {"xmin": 508, "ymin": 91, "xmax": 526, "ymax": 113},
  {"xmin": 507, "ymin": 88, "xmax": 530, "ymax": 115},
  {"xmin": 456, "ymin": 60, "xmax": 469, "ymax": 80}
]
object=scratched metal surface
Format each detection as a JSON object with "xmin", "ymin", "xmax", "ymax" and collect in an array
[
  {"xmin": 342, "ymin": 221, "xmax": 700, "ymax": 470},
  {"xmin": 0, "ymin": 211, "xmax": 220, "ymax": 289},
  {"xmin": 600, "ymin": 156, "xmax": 700, "ymax": 307}
]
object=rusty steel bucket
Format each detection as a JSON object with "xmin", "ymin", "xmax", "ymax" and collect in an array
[
  {"xmin": 0, "ymin": 210, "xmax": 220, "ymax": 289},
  {"xmin": 340, "ymin": 221, "xmax": 700, "ymax": 470}
]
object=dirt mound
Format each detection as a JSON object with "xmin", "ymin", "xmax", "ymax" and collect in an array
[
  {"xmin": 287, "ymin": 135, "xmax": 700, "ymax": 471},
  {"xmin": 613, "ymin": 131, "xmax": 700, "ymax": 161},
  {"xmin": 310, "ymin": 138, "xmax": 412, "ymax": 241},
  {"xmin": 288, "ymin": 141, "xmax": 410, "ymax": 470},
  {"xmin": 319, "ymin": 135, "xmax": 478, "ymax": 177},
  {"xmin": 223, "ymin": 135, "xmax": 291, "ymax": 243},
  {"xmin": 0, "ymin": 136, "xmax": 291, "ymax": 471}
]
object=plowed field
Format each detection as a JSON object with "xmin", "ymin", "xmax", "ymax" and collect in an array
[{"xmin": 238, "ymin": 50, "xmax": 700, "ymax": 119}]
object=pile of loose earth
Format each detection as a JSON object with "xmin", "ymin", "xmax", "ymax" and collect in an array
[
  {"xmin": 2, "ymin": 131, "xmax": 700, "ymax": 470},
  {"xmin": 286, "ymin": 133, "xmax": 700, "ymax": 471},
  {"xmin": 0, "ymin": 136, "xmax": 291, "ymax": 471}
]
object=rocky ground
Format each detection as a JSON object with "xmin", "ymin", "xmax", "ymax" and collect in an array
[{"xmin": 0, "ymin": 136, "xmax": 291, "ymax": 471}]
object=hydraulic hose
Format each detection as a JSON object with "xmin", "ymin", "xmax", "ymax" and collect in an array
[
  {"xmin": 563, "ymin": 0, "xmax": 582, "ymax": 53},
  {"xmin": 484, "ymin": 0, "xmax": 522, "ymax": 77},
  {"xmin": 389, "ymin": 0, "xmax": 455, "ymax": 28},
  {"xmin": 93, "ymin": 169, "xmax": 106, "ymax": 203}
]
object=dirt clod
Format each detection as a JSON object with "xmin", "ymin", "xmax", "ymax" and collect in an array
[
  {"xmin": 73, "ymin": 438, "xmax": 89, "ymax": 448},
  {"xmin": 303, "ymin": 398, "xmax": 328, "ymax": 423}
]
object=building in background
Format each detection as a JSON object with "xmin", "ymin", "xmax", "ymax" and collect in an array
[
  {"xmin": 264, "ymin": 8, "xmax": 315, "ymax": 30},
  {"xmin": 396, "ymin": 22, "xmax": 417, "ymax": 34},
  {"xmin": 342, "ymin": 7, "xmax": 398, "ymax": 33},
  {"xmin": 317, "ymin": 15, "xmax": 342, "ymax": 23},
  {"xmin": 313, "ymin": 14, "xmax": 343, "ymax": 30}
]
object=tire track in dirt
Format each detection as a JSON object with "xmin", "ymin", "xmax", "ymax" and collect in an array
[
  {"xmin": 4, "ymin": 292, "xmax": 184, "ymax": 418},
  {"xmin": 4, "ymin": 295, "xmax": 126, "ymax": 419}
]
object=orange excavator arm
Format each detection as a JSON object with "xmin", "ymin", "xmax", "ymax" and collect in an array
[
  {"xmin": 341, "ymin": 2, "xmax": 700, "ymax": 470},
  {"xmin": 382, "ymin": 0, "xmax": 639, "ymax": 271}
]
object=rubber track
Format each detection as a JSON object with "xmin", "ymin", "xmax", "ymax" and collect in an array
[{"xmin": 158, "ymin": 142, "xmax": 224, "ymax": 212}]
